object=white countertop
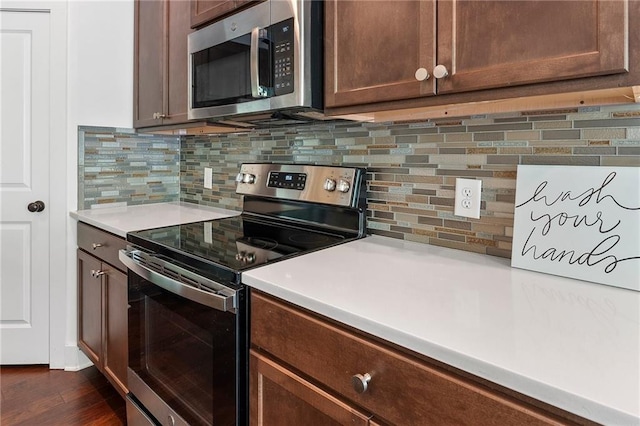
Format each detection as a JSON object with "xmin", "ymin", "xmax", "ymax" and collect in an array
[
  {"xmin": 243, "ymin": 235, "xmax": 640, "ymax": 426},
  {"xmin": 70, "ymin": 201, "xmax": 239, "ymax": 237}
]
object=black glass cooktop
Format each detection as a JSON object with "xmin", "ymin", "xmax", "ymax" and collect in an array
[{"xmin": 127, "ymin": 214, "xmax": 354, "ymax": 280}]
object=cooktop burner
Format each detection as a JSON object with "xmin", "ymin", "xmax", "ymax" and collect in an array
[
  {"xmin": 244, "ymin": 237, "xmax": 278, "ymax": 250},
  {"xmin": 288, "ymin": 233, "xmax": 332, "ymax": 245}
]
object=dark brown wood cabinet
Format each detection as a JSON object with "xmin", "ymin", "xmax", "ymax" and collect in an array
[
  {"xmin": 191, "ymin": 0, "xmax": 236, "ymax": 28},
  {"xmin": 190, "ymin": 0, "xmax": 257, "ymax": 28},
  {"xmin": 251, "ymin": 351, "xmax": 370, "ymax": 425},
  {"xmin": 325, "ymin": 1, "xmax": 436, "ymax": 108},
  {"xmin": 325, "ymin": 0, "xmax": 634, "ymax": 113},
  {"xmin": 436, "ymin": 1, "xmax": 627, "ymax": 94},
  {"xmin": 77, "ymin": 223, "xmax": 128, "ymax": 398},
  {"xmin": 78, "ymin": 251, "xmax": 103, "ymax": 365},
  {"xmin": 134, "ymin": 0, "xmax": 191, "ymax": 128},
  {"xmin": 103, "ymin": 267, "xmax": 128, "ymax": 395},
  {"xmin": 251, "ymin": 291, "xmax": 595, "ymax": 426}
]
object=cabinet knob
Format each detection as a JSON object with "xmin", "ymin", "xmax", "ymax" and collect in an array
[
  {"xmin": 91, "ymin": 243, "xmax": 103, "ymax": 250},
  {"xmin": 351, "ymin": 373, "xmax": 372, "ymax": 394},
  {"xmin": 152, "ymin": 112, "xmax": 167, "ymax": 119},
  {"xmin": 414, "ymin": 67, "xmax": 430, "ymax": 82},
  {"xmin": 91, "ymin": 269, "xmax": 106, "ymax": 278},
  {"xmin": 433, "ymin": 64, "xmax": 449, "ymax": 79}
]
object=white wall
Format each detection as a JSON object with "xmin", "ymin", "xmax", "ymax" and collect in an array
[
  {"xmin": 64, "ymin": 0, "xmax": 134, "ymax": 369},
  {"xmin": 67, "ymin": 0, "xmax": 134, "ymax": 129}
]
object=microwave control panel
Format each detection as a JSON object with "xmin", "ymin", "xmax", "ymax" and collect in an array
[{"xmin": 272, "ymin": 18, "xmax": 295, "ymax": 96}]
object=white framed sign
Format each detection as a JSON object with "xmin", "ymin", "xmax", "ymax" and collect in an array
[{"xmin": 511, "ymin": 165, "xmax": 640, "ymax": 291}]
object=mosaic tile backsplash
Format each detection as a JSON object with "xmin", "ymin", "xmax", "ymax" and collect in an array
[
  {"xmin": 179, "ymin": 105, "xmax": 640, "ymax": 258},
  {"xmin": 78, "ymin": 126, "xmax": 180, "ymax": 209}
]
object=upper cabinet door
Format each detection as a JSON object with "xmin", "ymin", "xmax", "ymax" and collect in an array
[
  {"xmin": 436, "ymin": 0, "xmax": 628, "ymax": 94},
  {"xmin": 134, "ymin": 0, "xmax": 192, "ymax": 128},
  {"xmin": 134, "ymin": 0, "xmax": 164, "ymax": 128},
  {"xmin": 325, "ymin": 0, "xmax": 436, "ymax": 108},
  {"xmin": 190, "ymin": 0, "xmax": 260, "ymax": 28},
  {"xmin": 164, "ymin": 0, "xmax": 191, "ymax": 125},
  {"xmin": 190, "ymin": 0, "xmax": 237, "ymax": 28}
]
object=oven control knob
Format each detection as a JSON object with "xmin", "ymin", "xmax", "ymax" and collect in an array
[
  {"xmin": 323, "ymin": 178, "xmax": 336, "ymax": 192},
  {"xmin": 337, "ymin": 179, "xmax": 351, "ymax": 193},
  {"xmin": 242, "ymin": 173, "xmax": 256, "ymax": 184}
]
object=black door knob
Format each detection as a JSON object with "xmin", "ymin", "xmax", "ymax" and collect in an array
[{"xmin": 27, "ymin": 200, "xmax": 45, "ymax": 212}]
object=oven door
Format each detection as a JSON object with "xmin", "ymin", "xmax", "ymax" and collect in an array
[{"xmin": 120, "ymin": 249, "xmax": 248, "ymax": 426}]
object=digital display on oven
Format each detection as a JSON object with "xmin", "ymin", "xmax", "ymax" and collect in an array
[{"xmin": 268, "ymin": 171, "xmax": 306, "ymax": 190}]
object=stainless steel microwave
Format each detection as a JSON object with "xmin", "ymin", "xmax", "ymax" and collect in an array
[{"xmin": 187, "ymin": 0, "xmax": 323, "ymax": 125}]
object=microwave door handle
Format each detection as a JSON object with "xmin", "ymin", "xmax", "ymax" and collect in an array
[
  {"xmin": 119, "ymin": 249, "xmax": 237, "ymax": 313},
  {"xmin": 250, "ymin": 27, "xmax": 261, "ymax": 98}
]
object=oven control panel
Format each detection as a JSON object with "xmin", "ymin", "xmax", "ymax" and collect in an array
[
  {"xmin": 236, "ymin": 163, "xmax": 365, "ymax": 208},
  {"xmin": 267, "ymin": 171, "xmax": 307, "ymax": 190}
]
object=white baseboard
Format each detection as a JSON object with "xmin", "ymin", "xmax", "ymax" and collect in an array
[{"xmin": 63, "ymin": 345, "xmax": 92, "ymax": 371}]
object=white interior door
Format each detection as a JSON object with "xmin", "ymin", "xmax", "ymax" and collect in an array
[{"xmin": 0, "ymin": 10, "xmax": 51, "ymax": 364}]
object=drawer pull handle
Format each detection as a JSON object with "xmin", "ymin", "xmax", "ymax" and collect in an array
[
  {"xmin": 92, "ymin": 243, "xmax": 103, "ymax": 250},
  {"xmin": 351, "ymin": 373, "xmax": 372, "ymax": 394},
  {"xmin": 91, "ymin": 270, "xmax": 105, "ymax": 279}
]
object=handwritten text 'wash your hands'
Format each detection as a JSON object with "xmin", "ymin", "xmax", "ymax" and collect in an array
[{"xmin": 515, "ymin": 172, "xmax": 639, "ymax": 274}]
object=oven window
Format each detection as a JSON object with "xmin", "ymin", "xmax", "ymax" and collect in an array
[
  {"xmin": 128, "ymin": 274, "xmax": 238, "ymax": 426},
  {"xmin": 192, "ymin": 33, "xmax": 272, "ymax": 108}
]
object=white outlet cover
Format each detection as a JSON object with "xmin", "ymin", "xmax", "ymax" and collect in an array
[
  {"xmin": 454, "ymin": 178, "xmax": 482, "ymax": 219},
  {"xmin": 204, "ymin": 167, "xmax": 213, "ymax": 189}
]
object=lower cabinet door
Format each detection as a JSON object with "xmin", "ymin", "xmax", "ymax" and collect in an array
[
  {"xmin": 250, "ymin": 350, "xmax": 370, "ymax": 426},
  {"xmin": 77, "ymin": 249, "xmax": 103, "ymax": 366},
  {"xmin": 104, "ymin": 267, "xmax": 128, "ymax": 397},
  {"xmin": 78, "ymin": 249, "xmax": 129, "ymax": 397}
]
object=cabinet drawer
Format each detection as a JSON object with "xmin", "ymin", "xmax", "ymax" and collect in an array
[
  {"xmin": 251, "ymin": 292, "xmax": 572, "ymax": 426},
  {"xmin": 250, "ymin": 350, "xmax": 370, "ymax": 425},
  {"xmin": 77, "ymin": 222, "xmax": 127, "ymax": 272}
]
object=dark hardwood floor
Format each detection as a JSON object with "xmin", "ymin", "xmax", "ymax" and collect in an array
[{"xmin": 0, "ymin": 365, "xmax": 126, "ymax": 425}]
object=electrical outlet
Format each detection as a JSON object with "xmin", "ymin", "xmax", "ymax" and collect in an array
[
  {"xmin": 454, "ymin": 178, "xmax": 482, "ymax": 219},
  {"xmin": 204, "ymin": 167, "xmax": 213, "ymax": 189}
]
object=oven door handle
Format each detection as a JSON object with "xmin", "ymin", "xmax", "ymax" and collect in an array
[{"xmin": 119, "ymin": 249, "xmax": 237, "ymax": 313}]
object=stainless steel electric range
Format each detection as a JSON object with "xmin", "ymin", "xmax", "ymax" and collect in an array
[{"xmin": 119, "ymin": 163, "xmax": 367, "ymax": 426}]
